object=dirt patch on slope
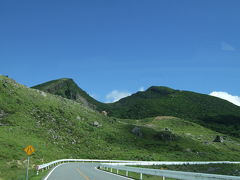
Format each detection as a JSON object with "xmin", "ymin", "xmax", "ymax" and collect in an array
[{"xmin": 154, "ymin": 116, "xmax": 176, "ymax": 120}]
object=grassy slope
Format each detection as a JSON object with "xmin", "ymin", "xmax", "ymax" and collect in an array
[
  {"xmin": 105, "ymin": 86, "xmax": 240, "ymax": 136},
  {"xmin": 33, "ymin": 80, "xmax": 240, "ymax": 137},
  {"xmin": 121, "ymin": 116, "xmax": 240, "ymax": 161},
  {"xmin": 1, "ymin": 76, "xmax": 240, "ymax": 179}
]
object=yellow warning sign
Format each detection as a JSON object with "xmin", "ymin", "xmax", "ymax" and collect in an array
[{"xmin": 24, "ymin": 145, "xmax": 35, "ymax": 156}]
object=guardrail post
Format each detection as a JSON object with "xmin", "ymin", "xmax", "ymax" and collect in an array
[
  {"xmin": 111, "ymin": 168, "xmax": 112, "ymax": 172},
  {"xmin": 126, "ymin": 171, "xmax": 128, "ymax": 176},
  {"xmin": 162, "ymin": 176, "xmax": 165, "ymax": 180},
  {"xmin": 117, "ymin": 169, "xmax": 119, "ymax": 174},
  {"xmin": 140, "ymin": 173, "xmax": 142, "ymax": 180}
]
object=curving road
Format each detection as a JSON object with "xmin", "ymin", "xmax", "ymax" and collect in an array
[{"xmin": 44, "ymin": 162, "xmax": 132, "ymax": 180}]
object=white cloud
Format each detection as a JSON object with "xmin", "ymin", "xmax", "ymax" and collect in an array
[
  {"xmin": 221, "ymin": 42, "xmax": 235, "ymax": 51},
  {"xmin": 105, "ymin": 90, "xmax": 131, "ymax": 103},
  {"xmin": 139, "ymin": 87, "xmax": 145, "ymax": 91},
  {"xmin": 209, "ymin": 91, "xmax": 240, "ymax": 106}
]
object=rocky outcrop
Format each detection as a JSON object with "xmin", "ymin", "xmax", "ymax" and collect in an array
[
  {"xmin": 92, "ymin": 121, "xmax": 101, "ymax": 127},
  {"xmin": 0, "ymin": 109, "xmax": 9, "ymax": 126},
  {"xmin": 101, "ymin": 111, "xmax": 108, "ymax": 116},
  {"xmin": 164, "ymin": 127, "xmax": 171, "ymax": 131},
  {"xmin": 131, "ymin": 127, "xmax": 143, "ymax": 137},
  {"xmin": 76, "ymin": 116, "xmax": 85, "ymax": 121},
  {"xmin": 40, "ymin": 91, "xmax": 47, "ymax": 97},
  {"xmin": 0, "ymin": 109, "xmax": 6, "ymax": 118},
  {"xmin": 155, "ymin": 130, "xmax": 178, "ymax": 141},
  {"xmin": 213, "ymin": 135, "xmax": 224, "ymax": 143}
]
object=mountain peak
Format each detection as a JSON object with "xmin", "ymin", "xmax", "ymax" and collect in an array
[
  {"xmin": 147, "ymin": 86, "xmax": 176, "ymax": 94},
  {"xmin": 58, "ymin": 78, "xmax": 74, "ymax": 81},
  {"xmin": 32, "ymin": 78, "xmax": 99, "ymax": 109}
]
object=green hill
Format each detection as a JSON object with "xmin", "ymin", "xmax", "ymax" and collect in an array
[
  {"xmin": 33, "ymin": 79, "xmax": 240, "ymax": 137},
  {"xmin": 1, "ymin": 76, "xmax": 240, "ymax": 179},
  {"xmin": 105, "ymin": 86, "xmax": 240, "ymax": 136},
  {"xmin": 107, "ymin": 86, "xmax": 240, "ymax": 119},
  {"xmin": 32, "ymin": 78, "xmax": 101, "ymax": 110}
]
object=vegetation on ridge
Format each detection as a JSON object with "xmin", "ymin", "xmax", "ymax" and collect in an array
[
  {"xmin": 106, "ymin": 86, "xmax": 240, "ymax": 136},
  {"xmin": 34, "ymin": 79, "xmax": 240, "ymax": 137},
  {"xmin": 32, "ymin": 78, "xmax": 101, "ymax": 110}
]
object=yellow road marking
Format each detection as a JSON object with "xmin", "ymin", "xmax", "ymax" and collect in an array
[{"xmin": 76, "ymin": 168, "xmax": 90, "ymax": 180}]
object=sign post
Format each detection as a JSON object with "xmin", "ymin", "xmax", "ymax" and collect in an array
[
  {"xmin": 24, "ymin": 145, "xmax": 35, "ymax": 180},
  {"xmin": 26, "ymin": 156, "xmax": 30, "ymax": 180}
]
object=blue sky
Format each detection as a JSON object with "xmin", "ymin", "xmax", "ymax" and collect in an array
[{"xmin": 1, "ymin": 0, "xmax": 240, "ymax": 103}]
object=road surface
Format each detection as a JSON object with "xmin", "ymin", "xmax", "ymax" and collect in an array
[{"xmin": 44, "ymin": 162, "xmax": 132, "ymax": 180}]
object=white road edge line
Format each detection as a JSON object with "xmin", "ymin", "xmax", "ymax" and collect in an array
[
  {"xmin": 95, "ymin": 167, "xmax": 133, "ymax": 180},
  {"xmin": 43, "ymin": 163, "xmax": 66, "ymax": 180}
]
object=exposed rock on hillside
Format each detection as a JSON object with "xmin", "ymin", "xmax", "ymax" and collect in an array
[
  {"xmin": 101, "ymin": 111, "xmax": 108, "ymax": 116},
  {"xmin": 155, "ymin": 130, "xmax": 178, "ymax": 141},
  {"xmin": 92, "ymin": 121, "xmax": 101, "ymax": 127},
  {"xmin": 213, "ymin": 135, "xmax": 224, "ymax": 143},
  {"xmin": 131, "ymin": 126, "xmax": 143, "ymax": 137},
  {"xmin": 0, "ymin": 109, "xmax": 8, "ymax": 126},
  {"xmin": 40, "ymin": 91, "xmax": 47, "ymax": 97},
  {"xmin": 76, "ymin": 116, "xmax": 82, "ymax": 120},
  {"xmin": 164, "ymin": 127, "xmax": 171, "ymax": 131},
  {"xmin": 0, "ymin": 109, "xmax": 7, "ymax": 118}
]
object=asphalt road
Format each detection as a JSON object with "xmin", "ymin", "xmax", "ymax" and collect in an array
[{"xmin": 44, "ymin": 162, "xmax": 132, "ymax": 180}]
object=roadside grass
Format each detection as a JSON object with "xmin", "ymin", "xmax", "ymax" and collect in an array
[
  {"xmin": 0, "ymin": 167, "xmax": 48, "ymax": 180},
  {"xmin": 31, "ymin": 169, "xmax": 49, "ymax": 180}
]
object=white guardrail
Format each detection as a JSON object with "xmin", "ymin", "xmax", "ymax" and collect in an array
[
  {"xmin": 36, "ymin": 159, "xmax": 141, "ymax": 171},
  {"xmin": 100, "ymin": 164, "xmax": 240, "ymax": 180},
  {"xmin": 37, "ymin": 159, "xmax": 240, "ymax": 180}
]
